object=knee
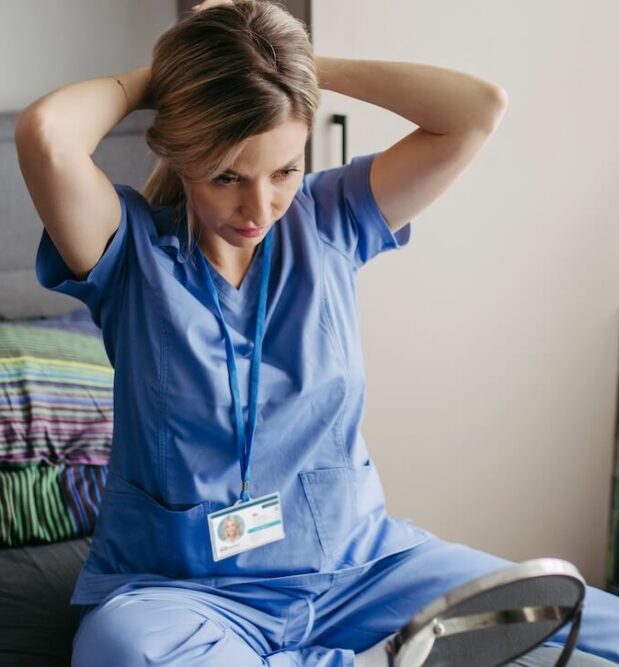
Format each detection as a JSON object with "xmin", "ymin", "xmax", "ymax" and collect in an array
[
  {"xmin": 71, "ymin": 602, "xmax": 146, "ymax": 667},
  {"xmin": 71, "ymin": 594, "xmax": 227, "ymax": 667}
]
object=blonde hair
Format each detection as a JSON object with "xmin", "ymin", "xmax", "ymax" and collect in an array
[{"xmin": 142, "ymin": 0, "xmax": 319, "ymax": 250}]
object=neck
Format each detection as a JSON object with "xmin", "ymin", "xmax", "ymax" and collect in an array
[
  {"xmin": 199, "ymin": 235, "xmax": 257, "ymax": 274},
  {"xmin": 198, "ymin": 229, "xmax": 259, "ymax": 290},
  {"xmin": 186, "ymin": 205, "xmax": 260, "ymax": 288}
]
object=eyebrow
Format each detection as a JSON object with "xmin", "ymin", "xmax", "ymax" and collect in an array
[{"xmin": 220, "ymin": 153, "xmax": 304, "ymax": 178}]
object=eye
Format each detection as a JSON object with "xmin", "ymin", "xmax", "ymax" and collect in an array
[
  {"xmin": 211, "ymin": 168, "xmax": 301, "ymax": 187},
  {"xmin": 212, "ymin": 174, "xmax": 239, "ymax": 186},
  {"xmin": 276, "ymin": 168, "xmax": 301, "ymax": 179}
]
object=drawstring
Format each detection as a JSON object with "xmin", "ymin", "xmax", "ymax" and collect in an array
[{"xmin": 298, "ymin": 597, "xmax": 316, "ymax": 646}]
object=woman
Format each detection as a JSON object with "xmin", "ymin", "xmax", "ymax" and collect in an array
[
  {"xmin": 221, "ymin": 515, "xmax": 243, "ymax": 543},
  {"xmin": 15, "ymin": 1, "xmax": 619, "ymax": 665}
]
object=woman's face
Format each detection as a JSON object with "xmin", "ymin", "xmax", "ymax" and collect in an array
[
  {"xmin": 224, "ymin": 518, "xmax": 240, "ymax": 539},
  {"xmin": 181, "ymin": 117, "xmax": 309, "ymax": 252}
]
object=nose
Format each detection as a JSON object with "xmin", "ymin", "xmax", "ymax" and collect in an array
[{"xmin": 240, "ymin": 181, "xmax": 273, "ymax": 227}]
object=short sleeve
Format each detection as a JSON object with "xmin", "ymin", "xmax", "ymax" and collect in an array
[
  {"xmin": 301, "ymin": 152, "xmax": 412, "ymax": 269},
  {"xmin": 35, "ymin": 185, "xmax": 132, "ymax": 328}
]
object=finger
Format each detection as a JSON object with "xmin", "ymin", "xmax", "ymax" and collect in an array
[{"xmin": 192, "ymin": 0, "xmax": 233, "ymax": 12}]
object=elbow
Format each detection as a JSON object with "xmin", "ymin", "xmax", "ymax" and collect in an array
[
  {"xmin": 15, "ymin": 106, "xmax": 58, "ymax": 147},
  {"xmin": 14, "ymin": 110, "xmax": 43, "ymax": 148},
  {"xmin": 14, "ymin": 113, "xmax": 39, "ymax": 166},
  {"xmin": 493, "ymin": 85, "xmax": 510, "ymax": 110},
  {"xmin": 490, "ymin": 85, "xmax": 510, "ymax": 119},
  {"xmin": 14, "ymin": 108, "xmax": 62, "ymax": 163},
  {"xmin": 14, "ymin": 110, "xmax": 34, "ymax": 146},
  {"xmin": 481, "ymin": 85, "xmax": 509, "ymax": 133}
]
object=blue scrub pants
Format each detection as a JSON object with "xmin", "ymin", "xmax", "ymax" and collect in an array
[{"xmin": 71, "ymin": 533, "xmax": 619, "ymax": 666}]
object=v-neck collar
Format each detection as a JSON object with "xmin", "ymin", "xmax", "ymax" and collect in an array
[
  {"xmin": 152, "ymin": 203, "xmax": 268, "ymax": 310},
  {"xmin": 204, "ymin": 241, "xmax": 265, "ymax": 309}
]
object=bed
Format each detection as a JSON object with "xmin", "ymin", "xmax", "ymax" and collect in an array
[
  {"xmin": 3, "ymin": 105, "xmax": 619, "ymax": 667},
  {"xmin": 0, "ymin": 108, "xmax": 156, "ymax": 667}
]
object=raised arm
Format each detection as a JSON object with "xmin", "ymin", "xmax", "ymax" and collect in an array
[
  {"xmin": 316, "ymin": 57, "xmax": 508, "ymax": 233},
  {"xmin": 14, "ymin": 67, "xmax": 152, "ymax": 280}
]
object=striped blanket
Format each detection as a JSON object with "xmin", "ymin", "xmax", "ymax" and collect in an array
[
  {"xmin": 0, "ymin": 310, "xmax": 112, "ymax": 547},
  {"xmin": 0, "ymin": 321, "xmax": 113, "ymax": 466}
]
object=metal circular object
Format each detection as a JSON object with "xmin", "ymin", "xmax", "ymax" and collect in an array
[{"xmin": 386, "ymin": 558, "xmax": 585, "ymax": 667}]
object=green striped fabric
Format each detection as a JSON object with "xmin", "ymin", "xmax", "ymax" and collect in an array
[
  {"xmin": 0, "ymin": 464, "xmax": 73, "ymax": 545},
  {"xmin": 0, "ymin": 462, "xmax": 109, "ymax": 547},
  {"xmin": 0, "ymin": 324, "xmax": 110, "ymax": 364}
]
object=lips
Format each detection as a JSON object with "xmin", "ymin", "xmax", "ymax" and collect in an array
[{"xmin": 233, "ymin": 226, "xmax": 268, "ymax": 238}]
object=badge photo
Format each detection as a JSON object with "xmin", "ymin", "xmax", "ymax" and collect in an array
[{"xmin": 207, "ymin": 492, "xmax": 285, "ymax": 561}]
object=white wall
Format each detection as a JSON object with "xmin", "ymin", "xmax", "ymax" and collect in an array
[
  {"xmin": 313, "ymin": 0, "xmax": 619, "ymax": 586},
  {"xmin": 0, "ymin": 0, "xmax": 176, "ymax": 112}
]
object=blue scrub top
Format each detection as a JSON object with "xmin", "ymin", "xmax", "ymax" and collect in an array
[{"xmin": 36, "ymin": 152, "xmax": 428, "ymax": 605}]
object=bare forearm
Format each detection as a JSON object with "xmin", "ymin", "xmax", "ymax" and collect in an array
[
  {"xmin": 17, "ymin": 67, "xmax": 152, "ymax": 156},
  {"xmin": 316, "ymin": 56, "xmax": 507, "ymax": 135}
]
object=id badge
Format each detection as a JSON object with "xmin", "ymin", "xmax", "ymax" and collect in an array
[{"xmin": 207, "ymin": 492, "xmax": 285, "ymax": 562}]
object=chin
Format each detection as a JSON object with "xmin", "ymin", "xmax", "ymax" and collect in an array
[{"xmin": 230, "ymin": 234, "xmax": 262, "ymax": 246}]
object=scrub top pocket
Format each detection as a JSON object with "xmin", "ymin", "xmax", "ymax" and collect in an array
[
  {"xmin": 299, "ymin": 460, "xmax": 385, "ymax": 569},
  {"xmin": 90, "ymin": 471, "xmax": 210, "ymax": 579}
]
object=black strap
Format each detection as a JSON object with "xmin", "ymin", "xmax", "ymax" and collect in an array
[{"xmin": 554, "ymin": 604, "xmax": 583, "ymax": 667}]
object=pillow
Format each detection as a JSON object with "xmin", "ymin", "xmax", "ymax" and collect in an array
[
  {"xmin": 0, "ymin": 308, "xmax": 111, "ymax": 547},
  {"xmin": 0, "ymin": 308, "xmax": 113, "ymax": 467}
]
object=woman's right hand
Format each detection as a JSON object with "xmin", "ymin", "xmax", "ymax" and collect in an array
[{"xmin": 191, "ymin": 0, "xmax": 235, "ymax": 13}]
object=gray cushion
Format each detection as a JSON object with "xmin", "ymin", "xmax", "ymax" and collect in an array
[{"xmin": 0, "ymin": 537, "xmax": 91, "ymax": 667}]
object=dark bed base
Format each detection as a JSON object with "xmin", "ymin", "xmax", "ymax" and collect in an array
[{"xmin": 0, "ymin": 537, "xmax": 92, "ymax": 667}]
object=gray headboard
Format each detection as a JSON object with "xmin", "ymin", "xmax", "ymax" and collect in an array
[{"xmin": 0, "ymin": 109, "xmax": 157, "ymax": 319}]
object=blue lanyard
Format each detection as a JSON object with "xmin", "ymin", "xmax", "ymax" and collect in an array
[{"xmin": 196, "ymin": 229, "xmax": 273, "ymax": 502}]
